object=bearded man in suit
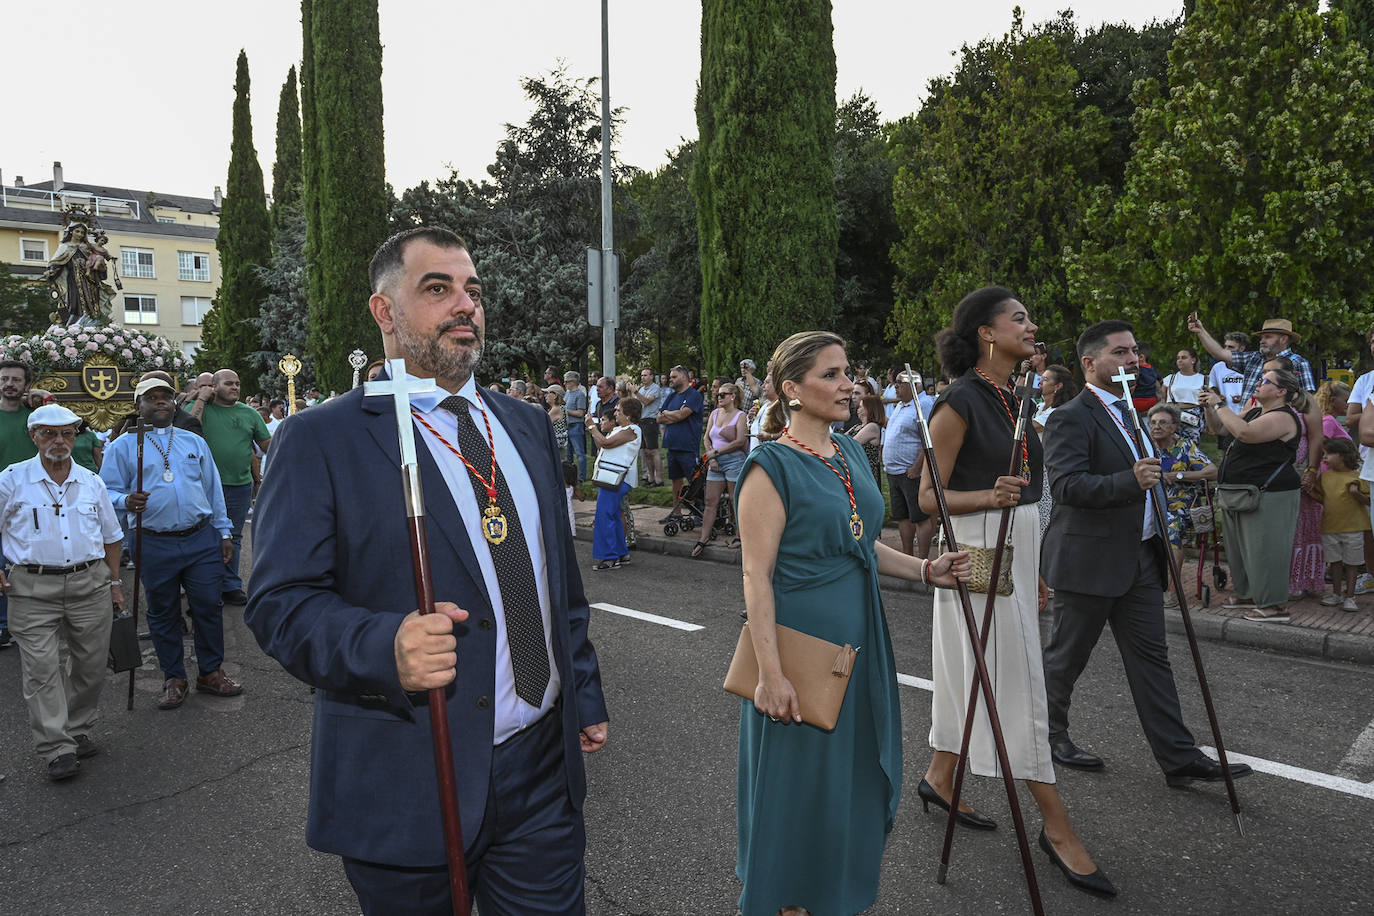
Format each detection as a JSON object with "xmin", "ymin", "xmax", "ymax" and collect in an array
[{"xmin": 246, "ymin": 226, "xmax": 608, "ymax": 915}]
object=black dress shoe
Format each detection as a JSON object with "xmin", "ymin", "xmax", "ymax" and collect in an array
[
  {"xmin": 916, "ymin": 778, "xmax": 997, "ymax": 831},
  {"xmin": 1038, "ymin": 829, "xmax": 1116, "ymax": 896},
  {"xmin": 47, "ymin": 753, "xmax": 80, "ymax": 781},
  {"xmin": 1051, "ymin": 737, "xmax": 1104, "ymax": 770},
  {"xmin": 221, "ymin": 589, "xmax": 248, "ymax": 605},
  {"xmin": 1165, "ymin": 756, "xmax": 1254, "ymax": 788}
]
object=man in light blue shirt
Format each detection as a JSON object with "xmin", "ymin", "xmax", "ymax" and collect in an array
[
  {"xmin": 635, "ymin": 368, "xmax": 665, "ymax": 487},
  {"xmin": 564, "ymin": 371, "xmax": 589, "ymax": 479},
  {"xmin": 882, "ymin": 373, "xmax": 934, "ymax": 558},
  {"xmin": 101, "ymin": 378, "xmax": 240, "ymax": 710}
]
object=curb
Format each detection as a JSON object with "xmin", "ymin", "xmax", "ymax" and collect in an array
[{"xmin": 579, "ymin": 526, "xmax": 1374, "ymax": 667}]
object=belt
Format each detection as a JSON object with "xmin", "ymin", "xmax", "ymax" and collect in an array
[
  {"xmin": 144, "ymin": 517, "xmax": 209, "ymax": 538},
  {"xmin": 23, "ymin": 560, "xmax": 97, "ymax": 575}
]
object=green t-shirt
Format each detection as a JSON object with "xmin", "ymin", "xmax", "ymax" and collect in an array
[
  {"xmin": 0, "ymin": 405, "xmax": 36, "ymax": 471},
  {"xmin": 199, "ymin": 400, "xmax": 272, "ymax": 486},
  {"xmin": 72, "ymin": 429, "xmax": 100, "ymax": 473}
]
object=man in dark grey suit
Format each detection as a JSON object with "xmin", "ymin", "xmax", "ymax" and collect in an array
[{"xmin": 1041, "ymin": 320, "xmax": 1251, "ymax": 788}]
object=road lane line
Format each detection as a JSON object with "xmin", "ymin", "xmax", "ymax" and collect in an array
[
  {"xmin": 1197, "ymin": 746, "xmax": 1374, "ymax": 800},
  {"xmin": 1335, "ymin": 717, "xmax": 1374, "ymax": 782},
  {"xmin": 591, "ymin": 602, "xmax": 704, "ymax": 632},
  {"xmin": 892, "ymin": 671, "xmax": 1374, "ymax": 800}
]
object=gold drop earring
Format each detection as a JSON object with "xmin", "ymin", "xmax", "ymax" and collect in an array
[{"xmin": 988, "ymin": 340, "xmax": 996, "ymax": 361}]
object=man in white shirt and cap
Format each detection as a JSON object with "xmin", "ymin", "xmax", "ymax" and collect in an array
[{"xmin": 0, "ymin": 404, "xmax": 124, "ymax": 781}]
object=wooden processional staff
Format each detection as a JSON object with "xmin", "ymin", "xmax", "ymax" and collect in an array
[
  {"xmin": 904, "ymin": 365, "xmax": 1045, "ymax": 915},
  {"xmin": 1111, "ymin": 365, "xmax": 1245, "ymax": 836},
  {"xmin": 936, "ymin": 367, "xmax": 1039, "ymax": 878},
  {"xmin": 364, "ymin": 359, "xmax": 471, "ymax": 916}
]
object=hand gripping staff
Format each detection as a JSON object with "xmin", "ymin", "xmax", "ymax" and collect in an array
[
  {"xmin": 127, "ymin": 418, "xmax": 146, "ymax": 711},
  {"xmin": 937, "ymin": 368, "xmax": 1039, "ymax": 883},
  {"xmin": 904, "ymin": 365, "xmax": 1044, "ymax": 915},
  {"xmin": 364, "ymin": 359, "xmax": 471, "ymax": 916},
  {"xmin": 1111, "ymin": 366, "xmax": 1244, "ymax": 836}
]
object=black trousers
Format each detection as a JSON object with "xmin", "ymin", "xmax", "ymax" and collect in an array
[{"xmin": 1042, "ymin": 537, "xmax": 1201, "ymax": 773}]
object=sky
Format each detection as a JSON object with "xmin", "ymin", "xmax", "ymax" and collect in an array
[{"xmin": 4, "ymin": 1, "xmax": 1186, "ymax": 201}]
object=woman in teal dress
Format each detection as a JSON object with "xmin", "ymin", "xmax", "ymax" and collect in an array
[{"xmin": 734, "ymin": 331, "xmax": 969, "ymax": 916}]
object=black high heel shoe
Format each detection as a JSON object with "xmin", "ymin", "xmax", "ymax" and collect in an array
[
  {"xmin": 1038, "ymin": 829, "xmax": 1117, "ymax": 897},
  {"xmin": 916, "ymin": 779, "xmax": 996, "ymax": 831}
]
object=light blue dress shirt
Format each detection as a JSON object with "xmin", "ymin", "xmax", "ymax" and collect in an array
[{"xmin": 100, "ymin": 425, "xmax": 231, "ymax": 538}]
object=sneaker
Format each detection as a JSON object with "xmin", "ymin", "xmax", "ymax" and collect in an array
[
  {"xmin": 1320, "ymin": 594, "xmax": 1343, "ymax": 607},
  {"xmin": 1356, "ymin": 574, "xmax": 1374, "ymax": 596},
  {"xmin": 1342, "ymin": 598, "xmax": 1359, "ymax": 613}
]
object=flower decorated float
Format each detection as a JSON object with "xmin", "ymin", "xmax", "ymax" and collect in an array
[{"xmin": 0, "ymin": 325, "xmax": 190, "ymax": 431}]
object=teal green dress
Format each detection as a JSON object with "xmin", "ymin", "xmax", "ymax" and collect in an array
[{"xmin": 734, "ymin": 436, "xmax": 901, "ymax": 916}]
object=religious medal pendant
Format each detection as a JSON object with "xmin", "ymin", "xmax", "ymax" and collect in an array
[
  {"xmin": 163, "ymin": 469, "xmax": 175, "ymax": 483},
  {"xmin": 850, "ymin": 511, "xmax": 864, "ymax": 541},
  {"xmin": 482, "ymin": 503, "xmax": 509, "ymax": 545}
]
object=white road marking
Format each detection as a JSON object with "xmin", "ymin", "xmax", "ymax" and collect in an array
[
  {"xmin": 892, "ymin": 671, "xmax": 1374, "ymax": 801},
  {"xmin": 1335, "ymin": 717, "xmax": 1374, "ymax": 782},
  {"xmin": 591, "ymin": 602, "xmax": 704, "ymax": 632}
]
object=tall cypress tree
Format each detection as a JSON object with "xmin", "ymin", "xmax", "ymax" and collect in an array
[
  {"xmin": 300, "ymin": 0, "xmax": 322, "ymax": 371},
  {"xmin": 210, "ymin": 49, "xmax": 272, "ymax": 380},
  {"xmin": 1332, "ymin": 0, "xmax": 1374, "ymax": 50},
  {"xmin": 307, "ymin": 0, "xmax": 389, "ymax": 391},
  {"xmin": 694, "ymin": 0, "xmax": 838, "ymax": 375},
  {"xmin": 272, "ymin": 65, "xmax": 303, "ymax": 236}
]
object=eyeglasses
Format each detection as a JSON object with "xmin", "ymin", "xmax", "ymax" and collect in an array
[
  {"xmin": 34, "ymin": 428, "xmax": 76, "ymax": 441},
  {"xmin": 1257, "ymin": 378, "xmax": 1278, "ymax": 388},
  {"xmin": 716, "ymin": 393, "xmax": 732, "ymax": 399}
]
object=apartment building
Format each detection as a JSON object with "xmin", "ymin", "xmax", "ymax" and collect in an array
[{"xmin": 0, "ymin": 161, "xmax": 220, "ymax": 361}]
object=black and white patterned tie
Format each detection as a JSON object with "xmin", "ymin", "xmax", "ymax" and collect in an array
[{"xmin": 441, "ymin": 396, "xmax": 550, "ymax": 706}]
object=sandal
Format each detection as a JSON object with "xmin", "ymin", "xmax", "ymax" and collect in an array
[
  {"xmin": 593, "ymin": 560, "xmax": 620, "ymax": 571},
  {"xmin": 690, "ymin": 540, "xmax": 709, "ymax": 559},
  {"xmin": 1243, "ymin": 606, "xmax": 1290, "ymax": 623},
  {"xmin": 728, "ymin": 537, "xmax": 742, "ymax": 549}
]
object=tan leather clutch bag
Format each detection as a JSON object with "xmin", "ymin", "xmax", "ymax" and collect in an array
[{"xmin": 723, "ymin": 622, "xmax": 858, "ymax": 731}]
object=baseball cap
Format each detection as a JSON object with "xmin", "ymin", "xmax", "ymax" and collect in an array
[{"xmin": 134, "ymin": 377, "xmax": 176, "ymax": 399}]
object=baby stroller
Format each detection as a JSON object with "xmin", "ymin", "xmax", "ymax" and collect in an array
[{"xmin": 661, "ymin": 455, "xmax": 737, "ymax": 539}]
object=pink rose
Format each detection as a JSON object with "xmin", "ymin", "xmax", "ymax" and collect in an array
[
  {"xmin": 140, "ymin": 347, "xmax": 153, "ymax": 357},
  {"xmin": 113, "ymin": 336, "xmax": 125, "ymax": 345},
  {"xmin": 121, "ymin": 348, "xmax": 134, "ymax": 359},
  {"xmin": 63, "ymin": 347, "xmax": 78, "ymax": 358},
  {"xmin": 61, "ymin": 338, "xmax": 75, "ymax": 347},
  {"xmin": 18, "ymin": 352, "xmax": 32, "ymax": 363},
  {"xmin": 154, "ymin": 356, "xmax": 164, "ymax": 367},
  {"xmin": 85, "ymin": 341, "xmax": 98, "ymax": 351}
]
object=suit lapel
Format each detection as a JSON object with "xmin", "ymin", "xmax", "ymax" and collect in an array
[
  {"xmin": 1084, "ymin": 392, "xmax": 1137, "ymax": 467},
  {"xmin": 361, "ymin": 392, "xmax": 493, "ymax": 611}
]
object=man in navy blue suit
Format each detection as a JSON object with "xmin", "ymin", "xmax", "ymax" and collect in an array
[{"xmin": 246, "ymin": 226, "xmax": 608, "ymax": 915}]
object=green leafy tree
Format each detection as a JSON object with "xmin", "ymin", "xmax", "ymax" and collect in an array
[
  {"xmin": 307, "ymin": 0, "xmax": 389, "ymax": 390},
  {"xmin": 888, "ymin": 14, "xmax": 1110, "ymax": 367},
  {"xmin": 392, "ymin": 67, "xmax": 639, "ymax": 380},
  {"xmin": 695, "ymin": 0, "xmax": 838, "ymax": 376},
  {"xmin": 621, "ymin": 142, "xmax": 702, "ymax": 373},
  {"xmin": 0, "ymin": 267, "xmax": 54, "ymax": 336},
  {"xmin": 833, "ymin": 92, "xmax": 898, "ymax": 366},
  {"xmin": 1068, "ymin": 0, "xmax": 1374, "ymax": 360},
  {"xmin": 271, "ymin": 65, "xmax": 303, "ymax": 237},
  {"xmin": 207, "ymin": 49, "xmax": 272, "ymax": 379},
  {"xmin": 250, "ymin": 200, "xmax": 314, "ymax": 395}
]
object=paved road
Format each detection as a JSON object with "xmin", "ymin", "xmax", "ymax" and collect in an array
[{"xmin": 3, "ymin": 536, "xmax": 1372, "ymax": 915}]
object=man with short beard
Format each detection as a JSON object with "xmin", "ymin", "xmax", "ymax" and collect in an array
[
  {"xmin": 635, "ymin": 368, "xmax": 664, "ymax": 487},
  {"xmin": 0, "ymin": 361, "xmax": 54, "ymax": 650},
  {"xmin": 657, "ymin": 364, "xmax": 704, "ymax": 519},
  {"xmin": 194, "ymin": 368, "xmax": 271, "ymax": 605},
  {"xmin": 0, "ymin": 404, "xmax": 124, "ymax": 780},
  {"xmin": 102, "ymin": 378, "xmax": 240, "ymax": 710},
  {"xmin": 245, "ymin": 226, "xmax": 607, "ymax": 915},
  {"xmin": 1189, "ymin": 314, "xmax": 1315, "ymax": 402}
]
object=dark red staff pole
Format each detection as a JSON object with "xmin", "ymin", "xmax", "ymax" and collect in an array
[
  {"xmin": 1115, "ymin": 369, "xmax": 1244, "ymax": 836},
  {"xmin": 366, "ymin": 363, "xmax": 470, "ymax": 916},
  {"xmin": 904, "ymin": 366, "xmax": 1044, "ymax": 915},
  {"xmin": 937, "ymin": 368, "xmax": 1038, "ymax": 876},
  {"xmin": 128, "ymin": 419, "xmax": 145, "ymax": 711}
]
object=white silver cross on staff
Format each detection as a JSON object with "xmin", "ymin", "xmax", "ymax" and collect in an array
[
  {"xmin": 362, "ymin": 356, "xmax": 474, "ymax": 909},
  {"xmin": 1111, "ymin": 361, "xmax": 1246, "ymax": 834}
]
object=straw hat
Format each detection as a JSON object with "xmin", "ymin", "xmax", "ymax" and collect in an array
[{"xmin": 1253, "ymin": 317, "xmax": 1300, "ymax": 343}]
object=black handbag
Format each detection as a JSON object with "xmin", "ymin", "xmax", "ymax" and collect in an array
[{"xmin": 107, "ymin": 606, "xmax": 141, "ymax": 673}]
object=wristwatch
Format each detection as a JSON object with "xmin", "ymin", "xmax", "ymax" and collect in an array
[{"xmin": 1176, "ymin": 471, "xmax": 1184, "ymax": 481}]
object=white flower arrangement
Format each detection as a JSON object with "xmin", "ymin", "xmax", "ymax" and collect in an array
[{"xmin": 0, "ymin": 324, "xmax": 188, "ymax": 374}]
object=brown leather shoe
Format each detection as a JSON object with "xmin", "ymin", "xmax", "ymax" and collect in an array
[
  {"xmin": 157, "ymin": 678, "xmax": 189, "ymax": 710},
  {"xmin": 196, "ymin": 669, "xmax": 244, "ymax": 697}
]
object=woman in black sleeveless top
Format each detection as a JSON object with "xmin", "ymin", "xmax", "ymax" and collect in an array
[{"xmin": 1200, "ymin": 367, "xmax": 1303, "ymax": 621}]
